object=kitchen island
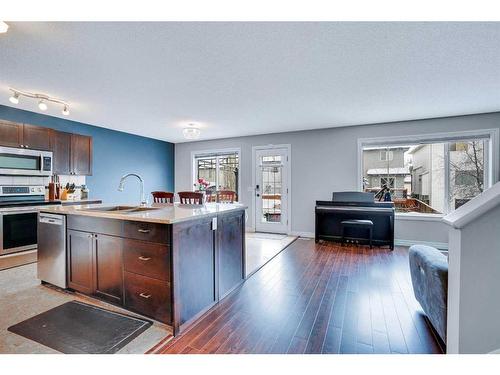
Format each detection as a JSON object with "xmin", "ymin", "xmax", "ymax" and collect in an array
[{"xmin": 38, "ymin": 202, "xmax": 247, "ymax": 335}]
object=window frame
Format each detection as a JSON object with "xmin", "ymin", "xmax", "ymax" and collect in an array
[
  {"xmin": 191, "ymin": 148, "xmax": 241, "ymax": 200},
  {"xmin": 357, "ymin": 128, "xmax": 499, "ymax": 218},
  {"xmin": 379, "ymin": 150, "xmax": 394, "ymax": 161}
]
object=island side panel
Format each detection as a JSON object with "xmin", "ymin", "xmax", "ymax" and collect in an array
[
  {"xmin": 171, "ymin": 216, "xmax": 217, "ymax": 335},
  {"xmin": 217, "ymin": 210, "xmax": 246, "ymax": 299}
]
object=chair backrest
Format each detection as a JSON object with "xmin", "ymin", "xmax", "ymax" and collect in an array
[
  {"xmin": 178, "ymin": 191, "xmax": 204, "ymax": 205},
  {"xmin": 151, "ymin": 191, "xmax": 174, "ymax": 203},
  {"xmin": 217, "ymin": 190, "xmax": 236, "ymax": 203}
]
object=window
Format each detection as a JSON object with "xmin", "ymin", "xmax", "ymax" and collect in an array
[
  {"xmin": 193, "ymin": 150, "xmax": 239, "ymax": 201},
  {"xmin": 380, "ymin": 150, "xmax": 394, "ymax": 161},
  {"xmin": 380, "ymin": 177, "xmax": 395, "ymax": 188},
  {"xmin": 360, "ymin": 132, "xmax": 495, "ymax": 215}
]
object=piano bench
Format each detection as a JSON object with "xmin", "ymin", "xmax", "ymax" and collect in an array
[{"xmin": 340, "ymin": 220, "xmax": 374, "ymax": 249}]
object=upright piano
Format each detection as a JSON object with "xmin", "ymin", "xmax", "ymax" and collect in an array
[{"xmin": 315, "ymin": 191, "xmax": 395, "ymax": 249}]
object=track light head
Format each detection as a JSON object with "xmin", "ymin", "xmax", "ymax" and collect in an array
[
  {"xmin": 9, "ymin": 91, "xmax": 20, "ymax": 104},
  {"xmin": 62, "ymin": 105, "xmax": 70, "ymax": 116},
  {"xmin": 0, "ymin": 22, "xmax": 8, "ymax": 34},
  {"xmin": 38, "ymin": 99, "xmax": 48, "ymax": 111}
]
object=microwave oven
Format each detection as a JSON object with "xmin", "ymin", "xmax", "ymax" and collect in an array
[{"xmin": 0, "ymin": 146, "xmax": 53, "ymax": 176}]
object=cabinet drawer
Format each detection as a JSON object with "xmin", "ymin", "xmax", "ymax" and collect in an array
[
  {"xmin": 124, "ymin": 272, "xmax": 171, "ymax": 324},
  {"xmin": 123, "ymin": 240, "xmax": 170, "ymax": 281},
  {"xmin": 123, "ymin": 221, "xmax": 169, "ymax": 243}
]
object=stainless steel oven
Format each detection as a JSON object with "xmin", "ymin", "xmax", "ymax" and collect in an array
[
  {"xmin": 0, "ymin": 146, "xmax": 52, "ymax": 176},
  {"xmin": 0, "ymin": 209, "xmax": 39, "ymax": 255},
  {"xmin": 0, "ymin": 185, "xmax": 59, "ymax": 256}
]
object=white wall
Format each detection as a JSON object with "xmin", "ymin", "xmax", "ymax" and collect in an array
[{"xmin": 175, "ymin": 112, "xmax": 500, "ymax": 245}]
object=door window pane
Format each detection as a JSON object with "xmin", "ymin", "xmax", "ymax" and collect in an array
[{"xmin": 260, "ymin": 156, "xmax": 282, "ymax": 223}]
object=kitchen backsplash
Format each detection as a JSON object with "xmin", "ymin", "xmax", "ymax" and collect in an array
[{"xmin": 0, "ymin": 175, "xmax": 86, "ymax": 187}]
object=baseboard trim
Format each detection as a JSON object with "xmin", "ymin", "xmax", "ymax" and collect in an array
[
  {"xmin": 289, "ymin": 231, "xmax": 315, "ymax": 238},
  {"xmin": 395, "ymin": 239, "xmax": 449, "ymax": 250}
]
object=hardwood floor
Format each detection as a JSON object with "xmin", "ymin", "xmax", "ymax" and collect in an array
[{"xmin": 151, "ymin": 239, "xmax": 444, "ymax": 354}]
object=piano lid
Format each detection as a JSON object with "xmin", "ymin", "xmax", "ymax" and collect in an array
[
  {"xmin": 332, "ymin": 191, "xmax": 374, "ymax": 203},
  {"xmin": 316, "ymin": 191, "xmax": 394, "ymax": 208}
]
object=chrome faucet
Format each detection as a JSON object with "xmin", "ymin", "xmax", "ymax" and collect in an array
[{"xmin": 118, "ymin": 173, "xmax": 147, "ymax": 206}]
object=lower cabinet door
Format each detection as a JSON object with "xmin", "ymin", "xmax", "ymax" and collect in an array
[
  {"xmin": 124, "ymin": 272, "xmax": 171, "ymax": 324},
  {"xmin": 94, "ymin": 234, "xmax": 123, "ymax": 304},
  {"xmin": 67, "ymin": 229, "xmax": 94, "ymax": 294}
]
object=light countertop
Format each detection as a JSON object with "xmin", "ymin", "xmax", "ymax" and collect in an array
[
  {"xmin": 0, "ymin": 198, "xmax": 102, "ymax": 213},
  {"xmin": 39, "ymin": 202, "xmax": 247, "ymax": 224}
]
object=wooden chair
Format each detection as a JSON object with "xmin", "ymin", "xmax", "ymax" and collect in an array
[
  {"xmin": 151, "ymin": 191, "xmax": 174, "ymax": 203},
  {"xmin": 217, "ymin": 190, "xmax": 236, "ymax": 203},
  {"xmin": 178, "ymin": 191, "xmax": 204, "ymax": 205}
]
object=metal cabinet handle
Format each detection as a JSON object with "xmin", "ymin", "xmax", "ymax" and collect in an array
[
  {"xmin": 137, "ymin": 229, "xmax": 151, "ymax": 233},
  {"xmin": 139, "ymin": 292, "xmax": 151, "ymax": 299},
  {"xmin": 138, "ymin": 256, "xmax": 151, "ymax": 261}
]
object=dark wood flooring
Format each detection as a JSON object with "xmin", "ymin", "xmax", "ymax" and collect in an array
[{"xmin": 151, "ymin": 239, "xmax": 444, "ymax": 354}]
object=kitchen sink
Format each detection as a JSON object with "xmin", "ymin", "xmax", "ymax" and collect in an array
[{"xmin": 78, "ymin": 206, "xmax": 159, "ymax": 214}]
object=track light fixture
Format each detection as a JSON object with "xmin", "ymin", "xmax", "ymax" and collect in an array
[
  {"xmin": 8, "ymin": 87, "xmax": 70, "ymax": 116},
  {"xmin": 38, "ymin": 99, "xmax": 48, "ymax": 111},
  {"xmin": 9, "ymin": 91, "xmax": 19, "ymax": 104}
]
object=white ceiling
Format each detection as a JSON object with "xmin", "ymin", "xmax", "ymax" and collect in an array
[{"xmin": 1, "ymin": 22, "xmax": 499, "ymax": 143}]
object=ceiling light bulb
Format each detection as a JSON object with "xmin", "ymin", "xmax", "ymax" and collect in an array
[
  {"xmin": 9, "ymin": 92, "xmax": 19, "ymax": 104},
  {"xmin": 62, "ymin": 105, "xmax": 70, "ymax": 116},
  {"xmin": 0, "ymin": 22, "xmax": 8, "ymax": 34},
  {"xmin": 38, "ymin": 99, "xmax": 48, "ymax": 111},
  {"xmin": 182, "ymin": 124, "xmax": 201, "ymax": 140}
]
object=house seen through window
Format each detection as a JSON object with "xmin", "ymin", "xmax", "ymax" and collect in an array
[{"xmin": 362, "ymin": 137, "xmax": 489, "ymax": 214}]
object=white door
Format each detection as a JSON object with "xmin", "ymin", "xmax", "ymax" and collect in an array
[{"xmin": 254, "ymin": 147, "xmax": 289, "ymax": 234}]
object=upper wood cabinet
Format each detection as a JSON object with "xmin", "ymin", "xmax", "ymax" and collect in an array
[
  {"xmin": 0, "ymin": 120, "xmax": 23, "ymax": 148},
  {"xmin": 0, "ymin": 120, "xmax": 50, "ymax": 150},
  {"xmin": 71, "ymin": 133, "xmax": 93, "ymax": 176},
  {"xmin": 49, "ymin": 130, "xmax": 72, "ymax": 175},
  {"xmin": 22, "ymin": 124, "xmax": 51, "ymax": 151}
]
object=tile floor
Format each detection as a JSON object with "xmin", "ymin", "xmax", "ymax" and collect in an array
[
  {"xmin": 0, "ymin": 263, "xmax": 171, "ymax": 354},
  {"xmin": 245, "ymin": 232, "xmax": 297, "ymax": 276}
]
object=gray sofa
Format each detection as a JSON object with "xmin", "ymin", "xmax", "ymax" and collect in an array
[{"xmin": 409, "ymin": 245, "xmax": 448, "ymax": 343}]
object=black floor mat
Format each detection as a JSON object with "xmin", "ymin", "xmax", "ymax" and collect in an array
[{"xmin": 8, "ymin": 301, "xmax": 152, "ymax": 354}]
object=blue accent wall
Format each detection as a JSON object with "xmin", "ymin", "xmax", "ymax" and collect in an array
[{"xmin": 0, "ymin": 105, "xmax": 174, "ymax": 204}]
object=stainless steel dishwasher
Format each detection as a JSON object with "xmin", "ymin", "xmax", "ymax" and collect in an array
[{"xmin": 37, "ymin": 212, "xmax": 67, "ymax": 288}]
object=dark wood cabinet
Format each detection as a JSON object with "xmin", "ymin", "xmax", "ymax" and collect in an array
[
  {"xmin": 94, "ymin": 234, "xmax": 123, "ymax": 304},
  {"xmin": 0, "ymin": 119, "xmax": 93, "ymax": 175},
  {"xmin": 0, "ymin": 121, "xmax": 50, "ymax": 150},
  {"xmin": 123, "ymin": 240, "xmax": 170, "ymax": 281},
  {"xmin": 217, "ymin": 211, "xmax": 245, "ymax": 299},
  {"xmin": 124, "ymin": 272, "xmax": 171, "ymax": 324},
  {"xmin": 65, "ymin": 211, "xmax": 245, "ymax": 334},
  {"xmin": 172, "ymin": 217, "xmax": 217, "ymax": 330},
  {"xmin": 22, "ymin": 124, "xmax": 51, "ymax": 151},
  {"xmin": 71, "ymin": 134, "xmax": 92, "ymax": 175},
  {"xmin": 0, "ymin": 120, "xmax": 23, "ymax": 148},
  {"xmin": 52, "ymin": 131, "xmax": 92, "ymax": 175},
  {"xmin": 67, "ymin": 229, "xmax": 94, "ymax": 295},
  {"xmin": 49, "ymin": 130, "xmax": 72, "ymax": 174}
]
